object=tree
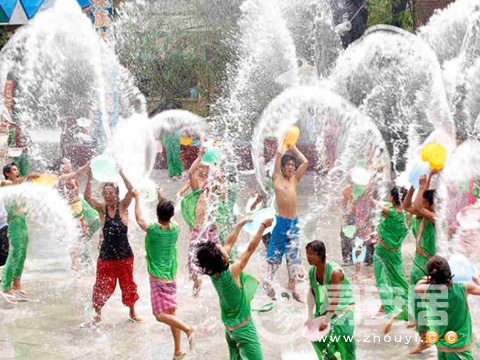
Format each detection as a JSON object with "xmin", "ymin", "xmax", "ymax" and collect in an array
[
  {"xmin": 111, "ymin": 0, "xmax": 241, "ymax": 115},
  {"xmin": 367, "ymin": 0, "xmax": 414, "ymax": 33}
]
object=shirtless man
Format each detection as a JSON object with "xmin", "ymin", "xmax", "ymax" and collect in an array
[
  {"xmin": 264, "ymin": 142, "xmax": 308, "ymax": 301},
  {"xmin": 84, "ymin": 168, "xmax": 140, "ymax": 324},
  {"xmin": 57, "ymin": 158, "xmax": 91, "ymax": 272}
]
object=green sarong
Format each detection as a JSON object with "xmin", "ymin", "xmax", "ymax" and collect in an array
[
  {"xmin": 1, "ymin": 215, "xmax": 28, "ymax": 291},
  {"xmin": 309, "ymin": 262, "xmax": 356, "ymax": 359},
  {"xmin": 311, "ymin": 309, "xmax": 356, "ymax": 360},
  {"xmin": 162, "ymin": 130, "xmax": 182, "ymax": 178},
  {"xmin": 226, "ymin": 319, "xmax": 263, "ymax": 360},
  {"xmin": 437, "ymin": 350, "xmax": 474, "ymax": 360},
  {"xmin": 374, "ymin": 207, "xmax": 409, "ymax": 320},
  {"xmin": 426, "ymin": 282, "xmax": 474, "ymax": 360},
  {"xmin": 408, "ymin": 216, "xmax": 436, "ymax": 334}
]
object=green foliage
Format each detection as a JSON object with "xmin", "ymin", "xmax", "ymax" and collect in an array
[
  {"xmin": 0, "ymin": 27, "xmax": 9, "ymax": 51},
  {"xmin": 114, "ymin": 0, "xmax": 240, "ymax": 115},
  {"xmin": 367, "ymin": 0, "xmax": 414, "ymax": 33}
]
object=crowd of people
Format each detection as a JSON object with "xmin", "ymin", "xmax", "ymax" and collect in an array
[{"xmin": 0, "ymin": 139, "xmax": 480, "ymax": 360}]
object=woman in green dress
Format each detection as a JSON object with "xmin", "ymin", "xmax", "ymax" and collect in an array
[
  {"xmin": 403, "ymin": 171, "xmax": 437, "ymax": 354},
  {"xmin": 415, "ymin": 256, "xmax": 480, "ymax": 360},
  {"xmin": 374, "ymin": 186, "xmax": 410, "ymax": 333}
]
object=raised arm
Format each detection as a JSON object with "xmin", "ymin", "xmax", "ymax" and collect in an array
[
  {"xmin": 58, "ymin": 161, "xmax": 91, "ymax": 181},
  {"xmin": 132, "ymin": 190, "xmax": 148, "ymax": 232},
  {"xmin": 119, "ymin": 169, "xmax": 134, "ymax": 208},
  {"xmin": 290, "ymin": 145, "xmax": 308, "ymax": 181},
  {"xmin": 466, "ymin": 282, "xmax": 480, "ymax": 296},
  {"xmin": 231, "ymin": 218, "xmax": 274, "ymax": 279},
  {"xmin": 403, "ymin": 186, "xmax": 415, "ymax": 214},
  {"xmin": 84, "ymin": 171, "xmax": 103, "ymax": 212},
  {"xmin": 188, "ymin": 148, "xmax": 204, "ymax": 191},
  {"xmin": 223, "ymin": 218, "xmax": 251, "ymax": 255},
  {"xmin": 273, "ymin": 142, "xmax": 283, "ymax": 181},
  {"xmin": 413, "ymin": 175, "xmax": 435, "ymax": 223},
  {"xmin": 1, "ymin": 172, "xmax": 39, "ymax": 187}
]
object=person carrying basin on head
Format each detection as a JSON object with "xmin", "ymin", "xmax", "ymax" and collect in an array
[
  {"xmin": 84, "ymin": 168, "xmax": 140, "ymax": 325},
  {"xmin": 264, "ymin": 140, "xmax": 308, "ymax": 302},
  {"xmin": 0, "ymin": 163, "xmax": 39, "ymax": 305}
]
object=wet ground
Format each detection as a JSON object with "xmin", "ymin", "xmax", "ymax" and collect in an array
[{"xmin": 1, "ymin": 170, "xmax": 478, "ymax": 359}]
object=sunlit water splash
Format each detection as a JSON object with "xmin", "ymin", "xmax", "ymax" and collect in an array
[{"xmin": 330, "ymin": 25, "xmax": 454, "ymax": 174}]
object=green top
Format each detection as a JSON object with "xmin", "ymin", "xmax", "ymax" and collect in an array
[
  {"xmin": 145, "ymin": 222, "xmax": 180, "ymax": 280},
  {"xmin": 425, "ymin": 282, "xmax": 473, "ymax": 350},
  {"xmin": 210, "ymin": 269, "xmax": 252, "ymax": 327},
  {"xmin": 377, "ymin": 207, "xmax": 408, "ymax": 249},
  {"xmin": 309, "ymin": 261, "xmax": 355, "ymax": 319},
  {"xmin": 410, "ymin": 216, "xmax": 436, "ymax": 258},
  {"xmin": 162, "ymin": 128, "xmax": 181, "ymax": 146}
]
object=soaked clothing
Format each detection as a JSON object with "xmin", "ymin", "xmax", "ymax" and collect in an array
[
  {"xmin": 162, "ymin": 129, "xmax": 182, "ymax": 178},
  {"xmin": 267, "ymin": 216, "xmax": 300, "ymax": 265},
  {"xmin": 425, "ymin": 282, "xmax": 474, "ymax": 359},
  {"xmin": 409, "ymin": 216, "xmax": 436, "ymax": 334},
  {"xmin": 374, "ymin": 207, "xmax": 409, "ymax": 320},
  {"xmin": 309, "ymin": 262, "xmax": 356, "ymax": 360},
  {"xmin": 150, "ymin": 277, "xmax": 177, "ymax": 315},
  {"xmin": 92, "ymin": 257, "xmax": 139, "ymax": 308},
  {"xmin": 1, "ymin": 215, "xmax": 28, "ymax": 291},
  {"xmin": 145, "ymin": 223, "xmax": 180, "ymax": 280},
  {"xmin": 211, "ymin": 268, "xmax": 263, "ymax": 359},
  {"xmin": 99, "ymin": 203, "xmax": 133, "ymax": 261}
]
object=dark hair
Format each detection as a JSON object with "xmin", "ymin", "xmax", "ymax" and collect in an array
[
  {"xmin": 281, "ymin": 153, "xmax": 299, "ymax": 169},
  {"xmin": 390, "ymin": 186, "xmax": 407, "ymax": 206},
  {"xmin": 423, "ymin": 189, "xmax": 436, "ymax": 206},
  {"xmin": 102, "ymin": 182, "xmax": 119, "ymax": 195},
  {"xmin": 3, "ymin": 163, "xmax": 17, "ymax": 179},
  {"xmin": 427, "ymin": 256, "xmax": 453, "ymax": 286},
  {"xmin": 156, "ymin": 200, "xmax": 174, "ymax": 222},
  {"xmin": 306, "ymin": 240, "xmax": 326, "ymax": 263},
  {"xmin": 195, "ymin": 241, "xmax": 229, "ymax": 276}
]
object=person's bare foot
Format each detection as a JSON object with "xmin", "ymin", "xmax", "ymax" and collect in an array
[
  {"xmin": 373, "ymin": 307, "xmax": 386, "ymax": 319},
  {"xmin": 186, "ymin": 326, "xmax": 196, "ymax": 351},
  {"xmin": 82, "ymin": 314, "xmax": 102, "ymax": 328},
  {"xmin": 409, "ymin": 341, "xmax": 430, "ymax": 354},
  {"xmin": 384, "ymin": 316, "xmax": 396, "ymax": 334},
  {"xmin": 129, "ymin": 308, "xmax": 142, "ymax": 322},
  {"xmin": 406, "ymin": 321, "xmax": 416, "ymax": 329}
]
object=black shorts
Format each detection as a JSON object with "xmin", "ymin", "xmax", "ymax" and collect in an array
[{"xmin": 0, "ymin": 225, "xmax": 9, "ymax": 266}]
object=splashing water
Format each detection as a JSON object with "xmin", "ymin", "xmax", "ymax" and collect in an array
[
  {"xmin": 211, "ymin": 0, "xmax": 298, "ymax": 141},
  {"xmin": 330, "ymin": 25, "xmax": 454, "ymax": 174},
  {"xmin": 436, "ymin": 140, "xmax": 480, "ymax": 257},
  {"xmin": 251, "ymin": 85, "xmax": 390, "ymax": 243},
  {"xmin": 0, "ymin": 183, "xmax": 80, "ymax": 266},
  {"xmin": 0, "ymin": 0, "xmax": 145, "ymax": 169}
]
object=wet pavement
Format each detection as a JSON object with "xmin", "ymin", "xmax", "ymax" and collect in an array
[{"xmin": 0, "ymin": 171, "xmax": 478, "ymax": 359}]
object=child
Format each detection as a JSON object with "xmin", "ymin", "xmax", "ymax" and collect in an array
[
  {"xmin": 195, "ymin": 218, "xmax": 273, "ymax": 360},
  {"xmin": 133, "ymin": 189, "xmax": 195, "ymax": 360}
]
